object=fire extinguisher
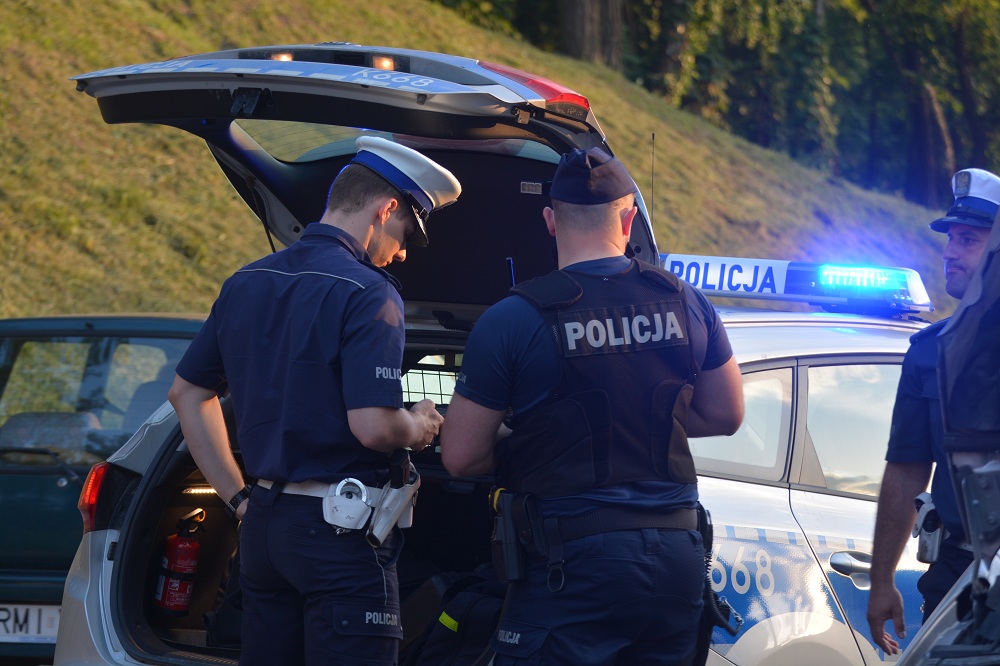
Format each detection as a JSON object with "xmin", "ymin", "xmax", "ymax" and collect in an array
[{"xmin": 153, "ymin": 508, "xmax": 206, "ymax": 615}]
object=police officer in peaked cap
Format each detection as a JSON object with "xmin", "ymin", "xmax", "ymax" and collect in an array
[
  {"xmin": 868, "ymin": 167, "xmax": 1000, "ymax": 655},
  {"xmin": 169, "ymin": 136, "xmax": 458, "ymax": 666},
  {"xmin": 440, "ymin": 147, "xmax": 744, "ymax": 664}
]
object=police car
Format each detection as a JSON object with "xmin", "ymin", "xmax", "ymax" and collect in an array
[{"xmin": 57, "ymin": 43, "xmax": 929, "ymax": 665}]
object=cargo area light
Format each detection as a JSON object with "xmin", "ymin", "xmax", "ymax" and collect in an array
[{"xmin": 660, "ymin": 253, "xmax": 933, "ymax": 315}]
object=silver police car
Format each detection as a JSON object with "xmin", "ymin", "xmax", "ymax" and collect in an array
[{"xmin": 56, "ymin": 43, "xmax": 930, "ymax": 665}]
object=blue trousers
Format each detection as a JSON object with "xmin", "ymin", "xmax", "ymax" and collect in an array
[
  {"xmin": 491, "ymin": 528, "xmax": 705, "ymax": 665},
  {"xmin": 238, "ymin": 483, "xmax": 403, "ymax": 666},
  {"xmin": 918, "ymin": 542, "xmax": 974, "ymax": 621}
]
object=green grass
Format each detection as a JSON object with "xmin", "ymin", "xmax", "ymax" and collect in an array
[{"xmin": 0, "ymin": 0, "xmax": 952, "ymax": 319}]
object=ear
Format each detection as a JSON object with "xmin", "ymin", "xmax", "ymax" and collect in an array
[
  {"xmin": 376, "ymin": 198, "xmax": 399, "ymax": 226},
  {"xmin": 543, "ymin": 206, "xmax": 557, "ymax": 237},
  {"xmin": 621, "ymin": 204, "xmax": 637, "ymax": 238}
]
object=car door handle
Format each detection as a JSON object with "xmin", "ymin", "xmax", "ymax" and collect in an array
[{"xmin": 830, "ymin": 550, "xmax": 872, "ymax": 576}]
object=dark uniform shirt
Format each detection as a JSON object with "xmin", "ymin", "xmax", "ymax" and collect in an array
[
  {"xmin": 455, "ymin": 255, "xmax": 733, "ymax": 515},
  {"xmin": 176, "ymin": 223, "xmax": 406, "ymax": 484},
  {"xmin": 885, "ymin": 319, "xmax": 965, "ymax": 542}
]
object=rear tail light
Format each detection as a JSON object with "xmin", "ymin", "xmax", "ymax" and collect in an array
[
  {"xmin": 78, "ymin": 462, "xmax": 110, "ymax": 533},
  {"xmin": 479, "ymin": 60, "xmax": 591, "ymax": 121}
]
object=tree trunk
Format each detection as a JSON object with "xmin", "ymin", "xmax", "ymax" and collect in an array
[
  {"xmin": 601, "ymin": 0, "xmax": 624, "ymax": 71},
  {"xmin": 952, "ymin": 11, "xmax": 988, "ymax": 167},
  {"xmin": 558, "ymin": 0, "xmax": 601, "ymax": 62}
]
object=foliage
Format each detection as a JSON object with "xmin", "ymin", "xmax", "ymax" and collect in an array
[
  {"xmin": 432, "ymin": 0, "xmax": 1000, "ymax": 208},
  {"xmin": 1, "ymin": 0, "xmax": 954, "ymax": 323}
]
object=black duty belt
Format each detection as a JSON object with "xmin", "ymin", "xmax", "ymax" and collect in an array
[
  {"xmin": 555, "ymin": 506, "xmax": 698, "ymax": 542},
  {"xmin": 509, "ymin": 501, "xmax": 699, "ymax": 592}
]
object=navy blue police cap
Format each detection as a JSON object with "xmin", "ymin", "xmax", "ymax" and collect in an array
[
  {"xmin": 350, "ymin": 136, "xmax": 461, "ymax": 247},
  {"xmin": 929, "ymin": 168, "xmax": 1000, "ymax": 233},
  {"xmin": 549, "ymin": 147, "xmax": 637, "ymax": 205}
]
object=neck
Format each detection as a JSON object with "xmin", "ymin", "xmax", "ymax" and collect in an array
[{"xmin": 556, "ymin": 237, "xmax": 627, "ymax": 269}]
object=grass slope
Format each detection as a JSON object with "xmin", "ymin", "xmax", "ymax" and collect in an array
[{"xmin": 0, "ymin": 0, "xmax": 952, "ymax": 319}]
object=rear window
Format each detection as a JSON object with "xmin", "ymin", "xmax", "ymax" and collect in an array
[
  {"xmin": 236, "ymin": 120, "xmax": 560, "ymax": 164},
  {"xmin": 0, "ymin": 334, "xmax": 192, "ymax": 467}
]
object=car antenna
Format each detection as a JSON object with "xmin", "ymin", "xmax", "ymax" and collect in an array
[{"xmin": 650, "ymin": 132, "xmax": 655, "ymax": 226}]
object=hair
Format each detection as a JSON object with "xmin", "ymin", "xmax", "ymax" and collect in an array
[
  {"xmin": 325, "ymin": 164, "xmax": 402, "ymax": 215},
  {"xmin": 551, "ymin": 192, "xmax": 635, "ymax": 232}
]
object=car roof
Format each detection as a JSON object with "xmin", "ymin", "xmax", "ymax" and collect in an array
[
  {"xmin": 0, "ymin": 314, "xmax": 205, "ymax": 337},
  {"xmin": 717, "ymin": 306, "xmax": 924, "ymax": 364}
]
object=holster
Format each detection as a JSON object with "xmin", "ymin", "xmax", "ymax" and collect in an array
[
  {"xmin": 912, "ymin": 491, "xmax": 946, "ymax": 564},
  {"xmin": 490, "ymin": 490, "xmax": 526, "ymax": 583},
  {"xmin": 689, "ymin": 503, "xmax": 742, "ymax": 666},
  {"xmin": 366, "ymin": 464, "xmax": 421, "ymax": 548}
]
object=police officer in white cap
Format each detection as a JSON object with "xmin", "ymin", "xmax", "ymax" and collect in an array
[
  {"xmin": 169, "ymin": 136, "xmax": 460, "ymax": 666},
  {"xmin": 440, "ymin": 147, "xmax": 744, "ymax": 665},
  {"xmin": 868, "ymin": 167, "xmax": 1000, "ymax": 655}
]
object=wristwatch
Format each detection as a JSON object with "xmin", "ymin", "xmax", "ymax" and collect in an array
[{"xmin": 226, "ymin": 484, "xmax": 252, "ymax": 517}]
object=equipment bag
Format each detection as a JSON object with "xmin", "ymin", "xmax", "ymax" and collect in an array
[{"xmin": 405, "ymin": 569, "xmax": 507, "ymax": 666}]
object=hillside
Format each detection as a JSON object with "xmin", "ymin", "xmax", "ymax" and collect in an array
[{"xmin": 0, "ymin": 0, "xmax": 952, "ymax": 319}]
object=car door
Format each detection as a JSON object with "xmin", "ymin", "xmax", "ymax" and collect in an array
[
  {"xmin": 693, "ymin": 363, "xmax": 870, "ymax": 666},
  {"xmin": 789, "ymin": 355, "xmax": 928, "ymax": 664},
  {"xmin": 0, "ymin": 328, "xmax": 192, "ymax": 650}
]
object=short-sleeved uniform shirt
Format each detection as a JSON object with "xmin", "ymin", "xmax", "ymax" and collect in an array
[
  {"xmin": 885, "ymin": 319, "xmax": 965, "ymax": 542},
  {"xmin": 455, "ymin": 255, "xmax": 734, "ymax": 515},
  {"xmin": 176, "ymin": 224, "xmax": 406, "ymax": 484}
]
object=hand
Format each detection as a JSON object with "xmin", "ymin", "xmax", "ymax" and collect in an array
[
  {"xmin": 409, "ymin": 399, "xmax": 444, "ymax": 451},
  {"xmin": 235, "ymin": 497, "xmax": 248, "ymax": 521},
  {"xmin": 867, "ymin": 582, "xmax": 906, "ymax": 654}
]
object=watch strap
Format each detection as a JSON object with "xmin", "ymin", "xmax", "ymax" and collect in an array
[{"xmin": 226, "ymin": 484, "xmax": 252, "ymax": 516}]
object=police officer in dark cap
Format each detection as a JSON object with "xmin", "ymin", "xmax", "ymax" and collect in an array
[
  {"xmin": 868, "ymin": 168, "xmax": 1000, "ymax": 655},
  {"xmin": 440, "ymin": 147, "xmax": 744, "ymax": 664},
  {"xmin": 169, "ymin": 136, "xmax": 459, "ymax": 666}
]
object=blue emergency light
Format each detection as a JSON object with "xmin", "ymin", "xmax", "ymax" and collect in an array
[{"xmin": 660, "ymin": 253, "xmax": 933, "ymax": 316}]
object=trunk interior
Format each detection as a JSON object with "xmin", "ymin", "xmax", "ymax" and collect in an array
[{"xmin": 112, "ymin": 333, "xmax": 495, "ymax": 664}]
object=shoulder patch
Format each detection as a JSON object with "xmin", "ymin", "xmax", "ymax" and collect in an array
[{"xmin": 511, "ymin": 271, "xmax": 583, "ymax": 309}]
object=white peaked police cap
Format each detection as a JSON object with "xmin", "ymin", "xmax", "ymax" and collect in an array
[
  {"xmin": 350, "ymin": 136, "xmax": 461, "ymax": 246},
  {"xmin": 929, "ymin": 168, "xmax": 1000, "ymax": 233}
]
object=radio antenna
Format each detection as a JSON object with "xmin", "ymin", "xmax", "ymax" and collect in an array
[{"xmin": 650, "ymin": 132, "xmax": 655, "ymax": 225}]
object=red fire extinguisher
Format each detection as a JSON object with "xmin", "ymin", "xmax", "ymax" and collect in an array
[{"xmin": 154, "ymin": 508, "xmax": 206, "ymax": 615}]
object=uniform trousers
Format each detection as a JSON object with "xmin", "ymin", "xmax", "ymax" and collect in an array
[
  {"xmin": 238, "ymin": 482, "xmax": 403, "ymax": 666},
  {"xmin": 491, "ymin": 527, "xmax": 705, "ymax": 665},
  {"xmin": 918, "ymin": 542, "xmax": 975, "ymax": 621}
]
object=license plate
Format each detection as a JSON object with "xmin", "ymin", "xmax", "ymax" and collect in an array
[{"xmin": 0, "ymin": 604, "xmax": 60, "ymax": 643}]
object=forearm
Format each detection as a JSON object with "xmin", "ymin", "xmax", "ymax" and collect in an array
[
  {"xmin": 687, "ymin": 357, "xmax": 744, "ymax": 437},
  {"xmin": 354, "ymin": 408, "xmax": 423, "ymax": 452},
  {"xmin": 349, "ymin": 402, "xmax": 441, "ymax": 453},
  {"xmin": 168, "ymin": 379, "xmax": 245, "ymax": 501},
  {"xmin": 871, "ymin": 462, "xmax": 932, "ymax": 586},
  {"xmin": 440, "ymin": 394, "xmax": 505, "ymax": 477}
]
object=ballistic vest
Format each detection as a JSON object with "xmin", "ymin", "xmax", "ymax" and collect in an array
[{"xmin": 495, "ymin": 259, "xmax": 700, "ymax": 498}]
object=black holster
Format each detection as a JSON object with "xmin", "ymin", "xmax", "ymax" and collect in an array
[
  {"xmin": 491, "ymin": 491, "xmax": 526, "ymax": 583},
  {"xmin": 689, "ymin": 503, "xmax": 742, "ymax": 666}
]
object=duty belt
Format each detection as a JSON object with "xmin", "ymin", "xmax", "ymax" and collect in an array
[
  {"xmin": 257, "ymin": 478, "xmax": 383, "ymax": 500},
  {"xmin": 508, "ymin": 498, "xmax": 698, "ymax": 592}
]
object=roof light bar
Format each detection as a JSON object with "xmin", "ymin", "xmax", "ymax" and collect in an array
[
  {"xmin": 479, "ymin": 60, "xmax": 591, "ymax": 121},
  {"xmin": 660, "ymin": 253, "xmax": 933, "ymax": 315}
]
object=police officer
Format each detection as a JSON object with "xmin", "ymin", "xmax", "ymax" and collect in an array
[
  {"xmin": 867, "ymin": 168, "xmax": 1000, "ymax": 655},
  {"xmin": 168, "ymin": 136, "xmax": 458, "ymax": 666},
  {"xmin": 439, "ymin": 147, "xmax": 744, "ymax": 665}
]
